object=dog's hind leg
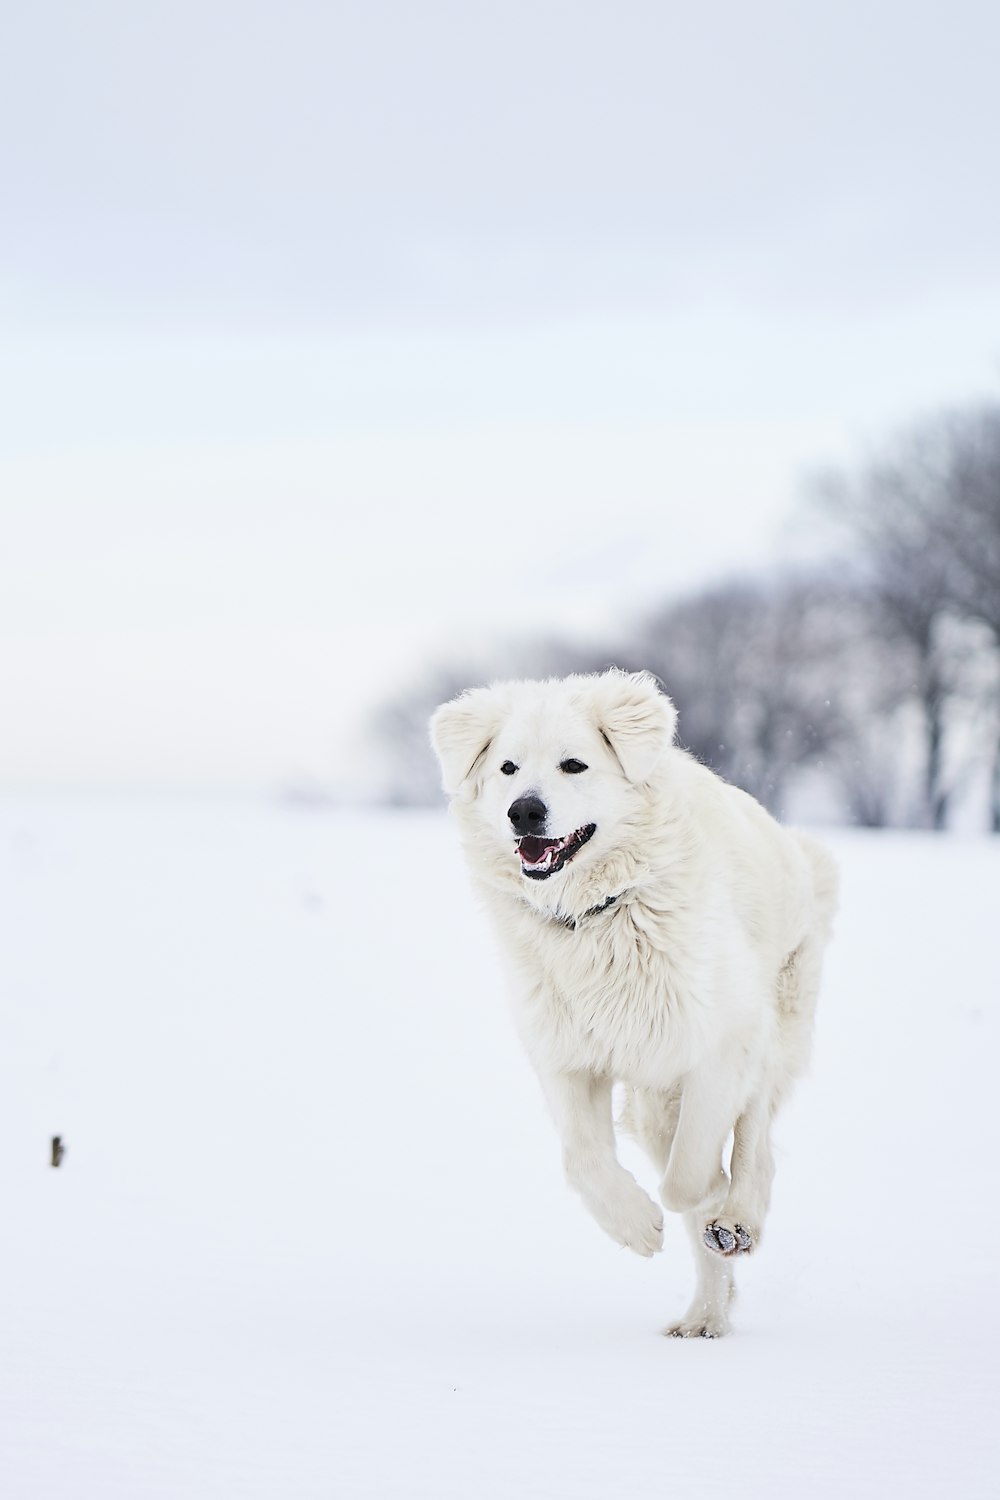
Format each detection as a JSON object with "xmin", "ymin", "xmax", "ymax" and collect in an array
[
  {"xmin": 664, "ymin": 1211, "xmax": 736, "ymax": 1338},
  {"xmin": 702, "ymin": 920, "xmax": 831, "ymax": 1261},
  {"xmin": 703, "ymin": 1094, "xmax": 774, "ymax": 1258},
  {"xmin": 617, "ymin": 1084, "xmax": 682, "ymax": 1174}
]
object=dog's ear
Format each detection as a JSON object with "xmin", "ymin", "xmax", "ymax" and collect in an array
[
  {"xmin": 429, "ymin": 687, "xmax": 503, "ymax": 796},
  {"xmin": 591, "ymin": 670, "xmax": 677, "ymax": 784}
]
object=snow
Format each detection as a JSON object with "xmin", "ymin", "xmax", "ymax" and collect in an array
[{"xmin": 1, "ymin": 800, "xmax": 997, "ymax": 1498}]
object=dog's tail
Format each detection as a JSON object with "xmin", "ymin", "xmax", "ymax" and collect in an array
[
  {"xmin": 766, "ymin": 832, "xmax": 839, "ymax": 1102},
  {"xmin": 793, "ymin": 831, "xmax": 839, "ymax": 939}
]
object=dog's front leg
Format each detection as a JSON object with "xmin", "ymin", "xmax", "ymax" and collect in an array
[{"xmin": 541, "ymin": 1071, "xmax": 664, "ymax": 1257}]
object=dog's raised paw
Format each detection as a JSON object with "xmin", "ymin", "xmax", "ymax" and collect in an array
[
  {"xmin": 615, "ymin": 1195, "xmax": 665, "ymax": 1257},
  {"xmin": 591, "ymin": 1185, "xmax": 664, "ymax": 1257},
  {"xmin": 703, "ymin": 1219, "xmax": 754, "ymax": 1257}
]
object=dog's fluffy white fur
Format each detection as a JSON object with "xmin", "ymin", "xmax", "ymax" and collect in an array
[{"xmin": 430, "ymin": 669, "xmax": 837, "ymax": 1337}]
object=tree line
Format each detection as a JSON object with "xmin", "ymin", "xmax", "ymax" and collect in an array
[{"xmin": 370, "ymin": 399, "xmax": 1000, "ymax": 830}]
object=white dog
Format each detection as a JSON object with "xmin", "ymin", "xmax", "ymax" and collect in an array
[{"xmin": 430, "ymin": 669, "xmax": 837, "ymax": 1337}]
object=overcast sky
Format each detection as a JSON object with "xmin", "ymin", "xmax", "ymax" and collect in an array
[{"xmin": 3, "ymin": 0, "xmax": 1000, "ymax": 790}]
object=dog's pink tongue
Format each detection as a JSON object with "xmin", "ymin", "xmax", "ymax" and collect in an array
[{"xmin": 518, "ymin": 835, "xmax": 557, "ymax": 863}]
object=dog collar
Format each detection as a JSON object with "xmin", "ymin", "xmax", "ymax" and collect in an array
[{"xmin": 524, "ymin": 891, "xmax": 622, "ymax": 932}]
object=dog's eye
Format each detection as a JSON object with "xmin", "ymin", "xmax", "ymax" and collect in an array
[
  {"xmin": 500, "ymin": 760, "xmax": 518, "ymax": 776},
  {"xmin": 560, "ymin": 758, "xmax": 588, "ymax": 774}
]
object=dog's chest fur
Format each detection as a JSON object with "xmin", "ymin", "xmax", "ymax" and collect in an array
[{"xmin": 493, "ymin": 893, "xmax": 733, "ymax": 1088}]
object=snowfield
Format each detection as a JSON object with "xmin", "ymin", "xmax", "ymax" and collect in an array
[{"xmin": 1, "ymin": 800, "xmax": 997, "ymax": 1498}]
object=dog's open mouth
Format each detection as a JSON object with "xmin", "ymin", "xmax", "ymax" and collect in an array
[{"xmin": 516, "ymin": 824, "xmax": 596, "ymax": 880}]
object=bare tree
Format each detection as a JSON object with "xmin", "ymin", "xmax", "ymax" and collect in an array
[
  {"xmin": 640, "ymin": 575, "xmax": 841, "ymax": 816},
  {"xmin": 806, "ymin": 581, "xmax": 949, "ymax": 828},
  {"xmin": 915, "ymin": 406, "xmax": 1000, "ymax": 827},
  {"xmin": 370, "ymin": 400, "xmax": 1000, "ymax": 825},
  {"xmin": 814, "ymin": 403, "xmax": 1000, "ymax": 828}
]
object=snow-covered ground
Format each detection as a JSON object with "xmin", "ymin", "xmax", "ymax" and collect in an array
[{"xmin": 0, "ymin": 799, "xmax": 997, "ymax": 1498}]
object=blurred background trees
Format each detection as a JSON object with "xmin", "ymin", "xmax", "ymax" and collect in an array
[{"xmin": 370, "ymin": 398, "xmax": 1000, "ymax": 830}]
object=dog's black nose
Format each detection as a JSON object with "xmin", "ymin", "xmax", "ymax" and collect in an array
[{"xmin": 508, "ymin": 794, "xmax": 548, "ymax": 834}]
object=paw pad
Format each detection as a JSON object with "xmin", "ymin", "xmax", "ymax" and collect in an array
[{"xmin": 703, "ymin": 1220, "xmax": 753, "ymax": 1256}]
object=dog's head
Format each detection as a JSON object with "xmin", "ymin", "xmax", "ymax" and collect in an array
[{"xmin": 429, "ymin": 670, "xmax": 677, "ymax": 894}]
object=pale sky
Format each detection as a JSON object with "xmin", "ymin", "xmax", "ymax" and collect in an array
[{"xmin": 3, "ymin": 1, "xmax": 999, "ymax": 790}]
